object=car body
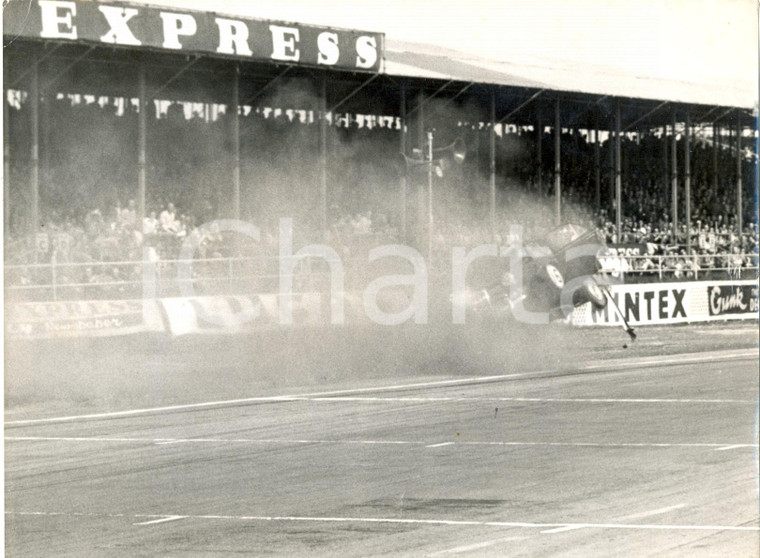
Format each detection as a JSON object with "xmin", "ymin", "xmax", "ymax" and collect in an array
[{"xmin": 464, "ymin": 224, "xmax": 610, "ymax": 321}]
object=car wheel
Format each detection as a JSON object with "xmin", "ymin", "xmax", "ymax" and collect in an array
[
  {"xmin": 582, "ymin": 278, "xmax": 607, "ymax": 309},
  {"xmin": 545, "ymin": 264, "xmax": 564, "ymax": 288}
]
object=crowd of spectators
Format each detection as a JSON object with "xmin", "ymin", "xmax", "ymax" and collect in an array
[{"xmin": 4, "ymin": 92, "xmax": 757, "ymax": 299}]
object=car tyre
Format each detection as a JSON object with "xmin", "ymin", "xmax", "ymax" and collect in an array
[{"xmin": 582, "ymin": 278, "xmax": 607, "ymax": 309}]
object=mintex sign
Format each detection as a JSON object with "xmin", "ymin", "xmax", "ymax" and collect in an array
[
  {"xmin": 587, "ymin": 286, "xmax": 690, "ymax": 326},
  {"xmin": 572, "ymin": 280, "xmax": 758, "ymax": 327},
  {"xmin": 3, "ymin": 0, "xmax": 383, "ymax": 72}
]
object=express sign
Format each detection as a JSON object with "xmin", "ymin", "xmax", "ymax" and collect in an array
[{"xmin": 3, "ymin": 0, "xmax": 383, "ymax": 72}]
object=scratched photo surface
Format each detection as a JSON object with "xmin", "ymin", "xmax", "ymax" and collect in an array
[{"xmin": 4, "ymin": 1, "xmax": 759, "ymax": 556}]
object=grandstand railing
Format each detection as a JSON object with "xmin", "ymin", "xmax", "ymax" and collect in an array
[{"xmin": 5, "ymin": 252, "xmax": 758, "ymax": 302}]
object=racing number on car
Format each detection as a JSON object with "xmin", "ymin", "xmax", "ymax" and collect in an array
[{"xmin": 546, "ymin": 264, "xmax": 565, "ymax": 288}]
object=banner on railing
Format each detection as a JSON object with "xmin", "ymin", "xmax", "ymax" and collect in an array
[
  {"xmin": 5, "ymin": 299, "xmax": 164, "ymax": 339},
  {"xmin": 572, "ymin": 280, "xmax": 758, "ymax": 327}
]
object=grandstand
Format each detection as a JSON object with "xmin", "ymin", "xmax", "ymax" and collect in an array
[{"xmin": 3, "ymin": 0, "xmax": 758, "ymax": 302}]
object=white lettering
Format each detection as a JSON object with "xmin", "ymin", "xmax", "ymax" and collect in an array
[
  {"xmin": 99, "ymin": 6, "xmax": 141, "ymax": 46},
  {"xmin": 269, "ymin": 25, "xmax": 300, "ymax": 61},
  {"xmin": 709, "ymin": 286, "xmax": 747, "ymax": 315},
  {"xmin": 363, "ymin": 245, "xmax": 428, "ymax": 325},
  {"xmin": 451, "ymin": 244, "xmax": 498, "ymax": 324},
  {"xmin": 39, "ymin": 0, "xmax": 77, "ymax": 40},
  {"xmin": 159, "ymin": 12, "xmax": 197, "ymax": 50},
  {"xmin": 355, "ymin": 35, "xmax": 378, "ymax": 69},
  {"xmin": 317, "ymin": 32, "xmax": 339, "ymax": 65},
  {"xmin": 279, "ymin": 218, "xmax": 343, "ymax": 324},
  {"xmin": 215, "ymin": 18, "xmax": 253, "ymax": 56}
]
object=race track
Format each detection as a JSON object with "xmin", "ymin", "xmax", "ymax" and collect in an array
[{"xmin": 5, "ymin": 325, "xmax": 759, "ymax": 556}]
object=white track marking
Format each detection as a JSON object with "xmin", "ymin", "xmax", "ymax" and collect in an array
[
  {"xmin": 430, "ymin": 536, "xmax": 528, "ymax": 554},
  {"xmin": 133, "ymin": 515, "xmax": 186, "ymax": 526},
  {"xmin": 5, "ymin": 349, "xmax": 756, "ymax": 426},
  {"xmin": 6, "ymin": 511, "xmax": 759, "ymax": 532},
  {"xmin": 619, "ymin": 503, "xmax": 688, "ymax": 521},
  {"xmin": 299, "ymin": 396, "xmax": 753, "ymax": 404},
  {"xmin": 715, "ymin": 444, "xmax": 748, "ymax": 451},
  {"xmin": 541, "ymin": 525, "xmax": 586, "ymax": 534},
  {"xmin": 6, "ymin": 436, "xmax": 757, "ymax": 450}
]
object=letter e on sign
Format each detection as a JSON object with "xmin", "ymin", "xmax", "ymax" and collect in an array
[
  {"xmin": 270, "ymin": 25, "xmax": 300, "ymax": 61},
  {"xmin": 39, "ymin": 0, "xmax": 78, "ymax": 40}
]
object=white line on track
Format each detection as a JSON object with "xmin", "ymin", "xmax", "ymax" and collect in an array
[
  {"xmin": 618, "ymin": 503, "xmax": 688, "ymax": 521},
  {"xmin": 430, "ymin": 536, "xmax": 528, "ymax": 554},
  {"xmin": 5, "ymin": 436, "xmax": 757, "ymax": 450},
  {"xmin": 133, "ymin": 515, "xmax": 186, "ymax": 526},
  {"xmin": 5, "ymin": 348, "xmax": 756, "ymax": 426},
  {"xmin": 541, "ymin": 525, "xmax": 586, "ymax": 534},
  {"xmin": 292, "ymin": 396, "xmax": 754, "ymax": 404},
  {"xmin": 715, "ymin": 444, "xmax": 749, "ymax": 451},
  {"xmin": 6, "ymin": 511, "xmax": 759, "ymax": 532}
]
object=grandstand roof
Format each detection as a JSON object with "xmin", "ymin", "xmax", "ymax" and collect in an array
[
  {"xmin": 383, "ymin": 40, "xmax": 756, "ymax": 111},
  {"xmin": 118, "ymin": 0, "xmax": 758, "ymax": 112}
]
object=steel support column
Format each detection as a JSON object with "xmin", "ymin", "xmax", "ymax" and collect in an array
[
  {"xmin": 615, "ymin": 100, "xmax": 622, "ymax": 242},
  {"xmin": 594, "ymin": 114, "xmax": 600, "ymax": 212},
  {"xmin": 554, "ymin": 97, "xmax": 561, "ymax": 225},
  {"xmin": 608, "ymin": 124, "xmax": 614, "ymax": 213},
  {"xmin": 137, "ymin": 64, "xmax": 147, "ymax": 224},
  {"xmin": 4, "ymin": 84, "xmax": 10, "ymax": 236},
  {"xmin": 735, "ymin": 113, "xmax": 742, "ymax": 241},
  {"xmin": 536, "ymin": 109, "xmax": 542, "ymax": 194},
  {"xmin": 684, "ymin": 111, "xmax": 691, "ymax": 253},
  {"xmin": 30, "ymin": 52, "xmax": 40, "ymax": 236},
  {"xmin": 662, "ymin": 123, "xmax": 669, "ymax": 209},
  {"xmin": 712, "ymin": 121, "xmax": 718, "ymax": 196},
  {"xmin": 319, "ymin": 76, "xmax": 328, "ymax": 234},
  {"xmin": 489, "ymin": 87, "xmax": 496, "ymax": 239},
  {"xmin": 671, "ymin": 108, "xmax": 678, "ymax": 242},
  {"xmin": 231, "ymin": 64, "xmax": 240, "ymax": 219},
  {"xmin": 416, "ymin": 91, "xmax": 425, "ymax": 241},
  {"xmin": 399, "ymin": 83, "xmax": 407, "ymax": 241}
]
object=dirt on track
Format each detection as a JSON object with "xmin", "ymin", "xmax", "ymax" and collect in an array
[{"xmin": 5, "ymin": 321, "xmax": 758, "ymax": 419}]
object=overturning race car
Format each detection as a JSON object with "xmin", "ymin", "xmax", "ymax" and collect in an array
[{"xmin": 463, "ymin": 224, "xmax": 636, "ymax": 341}]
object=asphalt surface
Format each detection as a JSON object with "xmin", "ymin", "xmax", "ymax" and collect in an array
[{"xmin": 5, "ymin": 324, "xmax": 760, "ymax": 556}]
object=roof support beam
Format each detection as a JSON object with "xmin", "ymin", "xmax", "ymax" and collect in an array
[
  {"xmin": 423, "ymin": 81, "xmax": 475, "ymax": 121},
  {"xmin": 9, "ymin": 43, "xmax": 62, "ymax": 88},
  {"xmin": 405, "ymin": 79, "xmax": 454, "ymax": 118},
  {"xmin": 42, "ymin": 45, "xmax": 96, "ymax": 90},
  {"xmin": 328, "ymin": 72, "xmax": 380, "ymax": 114},
  {"xmin": 623, "ymin": 100, "xmax": 669, "ymax": 131},
  {"xmin": 149, "ymin": 55, "xmax": 202, "ymax": 100},
  {"xmin": 498, "ymin": 89, "xmax": 544, "ymax": 125},
  {"xmin": 240, "ymin": 65, "xmax": 292, "ymax": 106}
]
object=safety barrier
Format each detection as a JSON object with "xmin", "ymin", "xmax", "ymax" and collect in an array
[{"xmin": 572, "ymin": 280, "xmax": 758, "ymax": 327}]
